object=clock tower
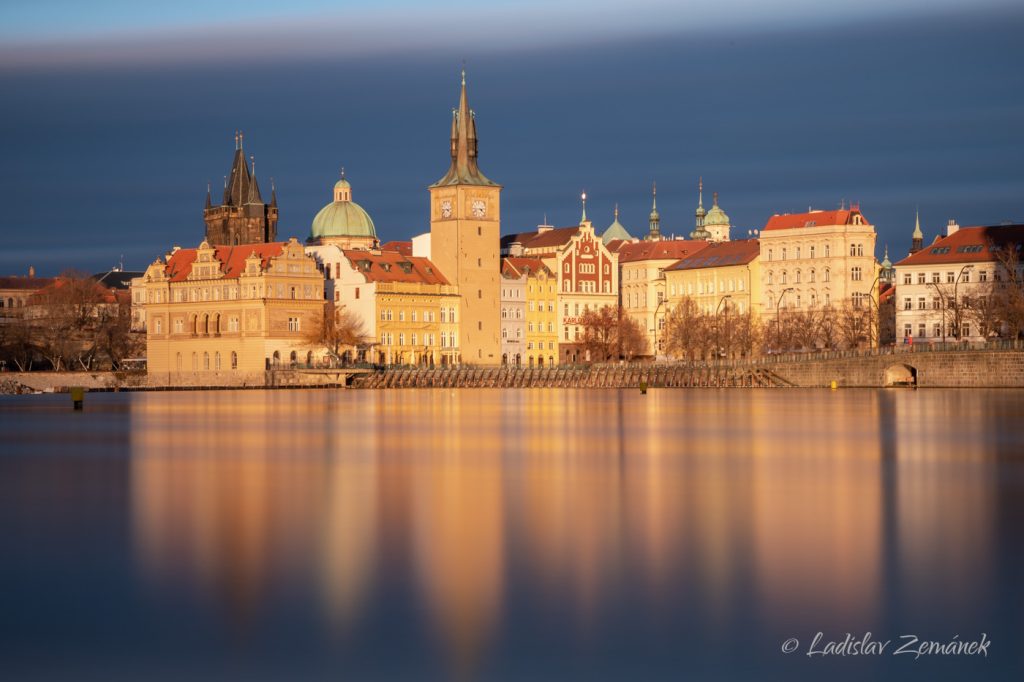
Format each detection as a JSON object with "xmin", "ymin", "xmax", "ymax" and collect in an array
[{"xmin": 429, "ymin": 71, "xmax": 502, "ymax": 364}]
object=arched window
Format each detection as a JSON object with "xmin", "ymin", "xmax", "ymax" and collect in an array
[
  {"xmin": 824, "ymin": 269, "xmax": 831, "ymax": 283},
  {"xmin": 767, "ymin": 271, "xmax": 774, "ymax": 285},
  {"xmin": 810, "ymin": 269, "xmax": 816, "ymax": 283},
  {"xmin": 781, "ymin": 271, "xmax": 788, "ymax": 284},
  {"xmin": 289, "ymin": 350, "xmax": 297, "ymax": 367},
  {"xmin": 306, "ymin": 351, "xmax": 313, "ymax": 366},
  {"xmin": 214, "ymin": 352, "xmax": 221, "ymax": 370},
  {"xmin": 203, "ymin": 352, "xmax": 210, "ymax": 370},
  {"xmin": 192, "ymin": 352, "xmax": 198, "ymax": 371},
  {"xmin": 231, "ymin": 351, "xmax": 238, "ymax": 369},
  {"xmin": 272, "ymin": 350, "xmax": 281, "ymax": 367},
  {"xmin": 176, "ymin": 353, "xmax": 182, "ymax": 371},
  {"xmin": 795, "ymin": 270, "xmax": 801, "ymax": 284}
]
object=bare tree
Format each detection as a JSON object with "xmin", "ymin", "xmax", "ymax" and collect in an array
[
  {"xmin": 29, "ymin": 271, "xmax": 108, "ymax": 371},
  {"xmin": 580, "ymin": 306, "xmax": 619, "ymax": 362},
  {"xmin": 663, "ymin": 297, "xmax": 710, "ymax": 361},
  {"xmin": 303, "ymin": 303, "xmax": 369, "ymax": 363},
  {"xmin": 838, "ymin": 300, "xmax": 872, "ymax": 350},
  {"xmin": 617, "ymin": 312, "xmax": 648, "ymax": 361},
  {"xmin": 991, "ymin": 242, "xmax": 1024, "ymax": 338}
]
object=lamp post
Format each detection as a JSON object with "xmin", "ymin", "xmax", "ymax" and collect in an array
[
  {"xmin": 953, "ymin": 264, "xmax": 975, "ymax": 341},
  {"xmin": 865, "ymin": 270, "xmax": 882, "ymax": 349},
  {"xmin": 716, "ymin": 294, "xmax": 732, "ymax": 359},
  {"xmin": 652, "ymin": 297, "xmax": 667, "ymax": 360},
  {"xmin": 775, "ymin": 287, "xmax": 794, "ymax": 352}
]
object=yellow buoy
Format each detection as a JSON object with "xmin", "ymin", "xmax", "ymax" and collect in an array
[{"xmin": 70, "ymin": 386, "xmax": 85, "ymax": 410}]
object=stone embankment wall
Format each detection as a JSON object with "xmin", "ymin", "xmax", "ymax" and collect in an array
[
  {"xmin": 0, "ymin": 369, "xmax": 351, "ymax": 394},
  {"xmin": 762, "ymin": 349, "xmax": 1024, "ymax": 388}
]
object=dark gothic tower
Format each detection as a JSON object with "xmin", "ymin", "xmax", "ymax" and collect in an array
[{"xmin": 203, "ymin": 132, "xmax": 278, "ymax": 245}]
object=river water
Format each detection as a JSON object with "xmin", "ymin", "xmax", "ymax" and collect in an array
[{"xmin": 1, "ymin": 388, "xmax": 1022, "ymax": 681}]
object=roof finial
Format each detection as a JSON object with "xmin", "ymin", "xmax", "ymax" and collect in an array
[
  {"xmin": 239, "ymin": 130, "xmax": 244, "ymax": 149},
  {"xmin": 250, "ymin": 154, "xmax": 255, "ymax": 175},
  {"xmin": 614, "ymin": 203, "xmax": 619, "ymax": 220},
  {"xmin": 234, "ymin": 130, "xmax": 239, "ymax": 150},
  {"xmin": 461, "ymin": 59, "xmax": 466, "ymax": 86},
  {"xmin": 340, "ymin": 166, "xmax": 345, "ymax": 180},
  {"xmin": 223, "ymin": 175, "xmax": 227, "ymax": 189},
  {"xmin": 652, "ymin": 181, "xmax": 657, "ymax": 208},
  {"xmin": 581, "ymin": 191, "xmax": 587, "ymax": 223},
  {"xmin": 698, "ymin": 176, "xmax": 704, "ymax": 208}
]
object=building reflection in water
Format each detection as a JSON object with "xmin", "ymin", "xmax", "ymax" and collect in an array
[{"xmin": 128, "ymin": 388, "xmax": 1005, "ymax": 675}]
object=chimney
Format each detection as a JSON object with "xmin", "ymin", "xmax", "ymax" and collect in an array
[
  {"xmin": 947, "ymin": 219, "xmax": 960, "ymax": 236},
  {"xmin": 537, "ymin": 221, "xmax": 553, "ymax": 235}
]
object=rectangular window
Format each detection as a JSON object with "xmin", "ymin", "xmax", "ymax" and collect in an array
[
  {"xmin": 355, "ymin": 287, "xmax": 360, "ymax": 299},
  {"xmin": 287, "ymin": 317, "xmax": 300, "ymax": 332},
  {"xmin": 903, "ymin": 273, "xmax": 912, "ymax": 285},
  {"xmin": 947, "ymin": 272, "xmax": 955, "ymax": 283},
  {"xmin": 932, "ymin": 272, "xmax": 940, "ymax": 284},
  {"xmin": 917, "ymin": 273, "xmax": 925, "ymax": 284},
  {"xmin": 904, "ymin": 298, "xmax": 912, "ymax": 310},
  {"xmin": 917, "ymin": 297, "xmax": 926, "ymax": 310},
  {"xmin": 904, "ymin": 324, "xmax": 912, "ymax": 337},
  {"xmin": 918, "ymin": 323, "xmax": 926, "ymax": 338}
]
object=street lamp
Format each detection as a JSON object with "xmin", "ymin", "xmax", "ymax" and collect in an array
[
  {"xmin": 953, "ymin": 264, "xmax": 975, "ymax": 341},
  {"xmin": 775, "ymin": 287, "xmax": 794, "ymax": 352},
  {"xmin": 652, "ymin": 297, "xmax": 667, "ymax": 360},
  {"xmin": 716, "ymin": 294, "xmax": 732, "ymax": 359}
]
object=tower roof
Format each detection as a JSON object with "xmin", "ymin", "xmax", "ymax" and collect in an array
[
  {"xmin": 431, "ymin": 70, "xmax": 500, "ymax": 188},
  {"xmin": 221, "ymin": 131, "xmax": 264, "ymax": 207},
  {"xmin": 311, "ymin": 173, "xmax": 377, "ymax": 240},
  {"xmin": 704, "ymin": 191, "xmax": 730, "ymax": 227},
  {"xmin": 602, "ymin": 205, "xmax": 633, "ymax": 245}
]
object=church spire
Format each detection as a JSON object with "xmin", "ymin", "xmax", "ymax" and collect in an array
[
  {"xmin": 431, "ymin": 70, "xmax": 497, "ymax": 187},
  {"xmin": 205, "ymin": 182, "xmax": 212, "ymax": 210},
  {"xmin": 690, "ymin": 176, "xmax": 710, "ymax": 240},
  {"xmin": 580, "ymin": 192, "xmax": 588, "ymax": 224},
  {"xmin": 648, "ymin": 182, "xmax": 661, "ymax": 241},
  {"xmin": 911, "ymin": 208, "xmax": 924, "ymax": 254}
]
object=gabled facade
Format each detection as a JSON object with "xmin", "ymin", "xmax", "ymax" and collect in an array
[
  {"xmin": 500, "ymin": 260, "xmax": 527, "ymax": 365},
  {"xmin": 141, "ymin": 238, "xmax": 323, "ymax": 382},
  {"xmin": 664, "ymin": 238, "xmax": 762, "ymax": 316},
  {"xmin": 503, "ymin": 257, "xmax": 557, "ymax": 366}
]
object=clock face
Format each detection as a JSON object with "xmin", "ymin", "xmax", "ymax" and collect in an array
[
  {"xmin": 440, "ymin": 199, "xmax": 452, "ymax": 219},
  {"xmin": 471, "ymin": 199, "xmax": 486, "ymax": 218}
]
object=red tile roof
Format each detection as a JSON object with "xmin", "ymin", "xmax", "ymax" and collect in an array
[
  {"xmin": 666, "ymin": 239, "xmax": 760, "ymax": 271},
  {"xmin": 895, "ymin": 225, "xmax": 1024, "ymax": 267},
  {"xmin": 501, "ymin": 226, "xmax": 580, "ymax": 252},
  {"xmin": 0, "ymin": 276, "xmax": 55, "ymax": 290},
  {"xmin": 879, "ymin": 281, "xmax": 896, "ymax": 304},
  {"xmin": 604, "ymin": 239, "xmax": 629, "ymax": 253},
  {"xmin": 342, "ymin": 250, "xmax": 450, "ymax": 285},
  {"xmin": 763, "ymin": 209, "xmax": 868, "ymax": 231},
  {"xmin": 502, "ymin": 257, "xmax": 552, "ymax": 278},
  {"xmin": 618, "ymin": 239, "xmax": 708, "ymax": 263},
  {"xmin": 164, "ymin": 243, "xmax": 286, "ymax": 282},
  {"xmin": 381, "ymin": 240, "xmax": 413, "ymax": 256}
]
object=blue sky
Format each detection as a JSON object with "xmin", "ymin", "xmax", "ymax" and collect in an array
[{"xmin": 0, "ymin": 1, "xmax": 1022, "ymax": 274}]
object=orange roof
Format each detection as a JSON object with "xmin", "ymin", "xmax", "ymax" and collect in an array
[
  {"xmin": 502, "ymin": 226, "xmax": 580, "ymax": 252},
  {"xmin": 879, "ymin": 281, "xmax": 896, "ymax": 304},
  {"xmin": 604, "ymin": 239, "xmax": 629, "ymax": 253},
  {"xmin": 502, "ymin": 257, "xmax": 552, "ymax": 278},
  {"xmin": 895, "ymin": 225, "xmax": 1024, "ymax": 267},
  {"xmin": 342, "ymin": 250, "xmax": 450, "ymax": 285},
  {"xmin": 618, "ymin": 239, "xmax": 708, "ymax": 263},
  {"xmin": 0, "ymin": 276, "xmax": 55, "ymax": 290},
  {"xmin": 666, "ymin": 239, "xmax": 760, "ymax": 271},
  {"xmin": 164, "ymin": 242, "xmax": 286, "ymax": 282},
  {"xmin": 30, "ymin": 277, "xmax": 121, "ymax": 304},
  {"xmin": 763, "ymin": 209, "xmax": 868, "ymax": 231},
  {"xmin": 381, "ymin": 240, "xmax": 412, "ymax": 256}
]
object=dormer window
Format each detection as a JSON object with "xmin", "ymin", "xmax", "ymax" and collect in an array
[{"xmin": 381, "ymin": 263, "xmax": 391, "ymax": 272}]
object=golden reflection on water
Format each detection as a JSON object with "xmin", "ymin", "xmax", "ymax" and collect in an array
[{"xmin": 129, "ymin": 388, "xmax": 1006, "ymax": 674}]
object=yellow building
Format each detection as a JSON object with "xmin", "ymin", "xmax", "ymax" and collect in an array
[
  {"xmin": 618, "ymin": 239, "xmax": 708, "ymax": 358},
  {"xmin": 141, "ymin": 238, "xmax": 325, "ymax": 383},
  {"xmin": 505, "ymin": 257, "xmax": 558, "ymax": 367},
  {"xmin": 664, "ymin": 239, "xmax": 762, "ymax": 316},
  {"xmin": 308, "ymin": 246, "xmax": 460, "ymax": 366},
  {"xmin": 429, "ymin": 71, "xmax": 501, "ymax": 364}
]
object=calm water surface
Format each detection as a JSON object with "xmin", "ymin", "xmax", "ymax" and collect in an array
[{"xmin": 1, "ymin": 388, "xmax": 1023, "ymax": 681}]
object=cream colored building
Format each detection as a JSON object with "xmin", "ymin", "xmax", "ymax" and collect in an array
[
  {"xmin": 141, "ymin": 238, "xmax": 325, "ymax": 382},
  {"xmin": 664, "ymin": 239, "xmax": 762, "ymax": 315},
  {"xmin": 307, "ymin": 245, "xmax": 460, "ymax": 366},
  {"xmin": 618, "ymin": 240, "xmax": 709, "ymax": 357},
  {"xmin": 759, "ymin": 207, "xmax": 878, "ymax": 315},
  {"xmin": 429, "ymin": 72, "xmax": 501, "ymax": 364}
]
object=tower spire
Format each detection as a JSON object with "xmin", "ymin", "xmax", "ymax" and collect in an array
[
  {"xmin": 690, "ymin": 176, "xmax": 710, "ymax": 240},
  {"xmin": 431, "ymin": 69, "xmax": 496, "ymax": 187},
  {"xmin": 205, "ymin": 182, "xmax": 212, "ymax": 209},
  {"xmin": 911, "ymin": 207, "xmax": 924, "ymax": 254},
  {"xmin": 580, "ymin": 192, "xmax": 588, "ymax": 224},
  {"xmin": 648, "ymin": 182, "xmax": 661, "ymax": 241}
]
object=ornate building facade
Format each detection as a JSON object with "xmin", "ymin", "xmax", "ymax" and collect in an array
[
  {"xmin": 141, "ymin": 239, "xmax": 324, "ymax": 383},
  {"xmin": 203, "ymin": 132, "xmax": 278, "ymax": 246},
  {"xmin": 428, "ymin": 72, "xmax": 501, "ymax": 364},
  {"xmin": 759, "ymin": 207, "xmax": 878, "ymax": 316}
]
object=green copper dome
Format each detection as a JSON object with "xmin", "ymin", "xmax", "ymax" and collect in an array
[
  {"xmin": 704, "ymin": 192, "xmax": 730, "ymax": 227},
  {"xmin": 602, "ymin": 206, "xmax": 633, "ymax": 244},
  {"xmin": 310, "ymin": 175, "xmax": 377, "ymax": 240}
]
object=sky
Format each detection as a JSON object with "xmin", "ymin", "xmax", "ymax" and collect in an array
[{"xmin": 1, "ymin": 0, "xmax": 1022, "ymax": 275}]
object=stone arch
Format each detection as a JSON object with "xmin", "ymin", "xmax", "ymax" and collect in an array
[{"xmin": 884, "ymin": 363, "xmax": 917, "ymax": 387}]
